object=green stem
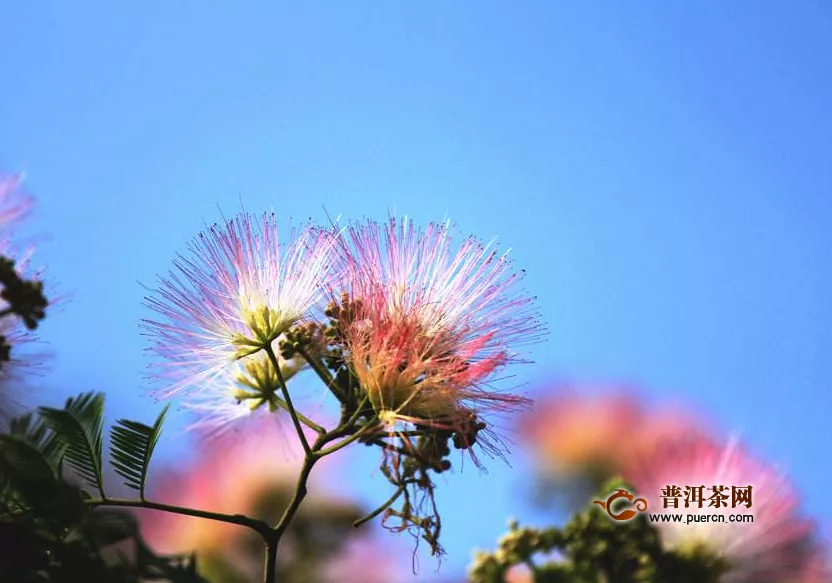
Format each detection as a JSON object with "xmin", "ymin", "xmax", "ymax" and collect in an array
[
  {"xmin": 313, "ymin": 427, "xmax": 370, "ymax": 458},
  {"xmin": 345, "ymin": 395, "xmax": 371, "ymax": 427},
  {"xmin": 265, "ymin": 343, "xmax": 311, "ymax": 455},
  {"xmin": 353, "ymin": 484, "xmax": 406, "ymax": 527},
  {"xmin": 271, "ymin": 416, "xmax": 364, "ymax": 540},
  {"xmin": 272, "ymin": 438, "xmax": 319, "ymax": 540},
  {"xmin": 273, "ymin": 396, "xmax": 326, "ymax": 434}
]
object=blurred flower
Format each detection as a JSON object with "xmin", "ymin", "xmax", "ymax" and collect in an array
[
  {"xmin": 624, "ymin": 435, "xmax": 818, "ymax": 582},
  {"xmin": 138, "ymin": 418, "xmax": 399, "ymax": 583},
  {"xmin": 519, "ymin": 387, "xmax": 705, "ymax": 484},
  {"xmin": 143, "ymin": 212, "xmax": 338, "ymax": 433},
  {"xmin": 521, "ymin": 388, "xmax": 642, "ymax": 477},
  {"xmin": 0, "ymin": 172, "xmax": 48, "ymax": 421},
  {"xmin": 329, "ymin": 216, "xmax": 543, "ymax": 458},
  {"xmin": 792, "ymin": 552, "xmax": 832, "ymax": 583},
  {"xmin": 320, "ymin": 537, "xmax": 401, "ymax": 583},
  {"xmin": 505, "ymin": 565, "xmax": 532, "ymax": 582}
]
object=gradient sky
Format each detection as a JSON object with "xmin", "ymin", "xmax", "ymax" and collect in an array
[{"xmin": 2, "ymin": 2, "xmax": 831, "ymax": 581}]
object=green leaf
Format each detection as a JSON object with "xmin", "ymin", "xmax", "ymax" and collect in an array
[
  {"xmin": 39, "ymin": 392, "xmax": 106, "ymax": 497},
  {"xmin": 0, "ymin": 433, "xmax": 59, "ymax": 513},
  {"xmin": 8, "ymin": 412, "xmax": 66, "ymax": 470},
  {"xmin": 0, "ymin": 413, "xmax": 67, "ymax": 518},
  {"xmin": 0, "ymin": 434, "xmax": 57, "ymax": 486},
  {"xmin": 109, "ymin": 404, "xmax": 169, "ymax": 498},
  {"xmin": 0, "ymin": 433, "xmax": 86, "ymax": 529}
]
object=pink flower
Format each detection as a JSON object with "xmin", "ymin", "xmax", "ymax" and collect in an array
[
  {"xmin": 624, "ymin": 436, "xmax": 818, "ymax": 582},
  {"xmin": 792, "ymin": 552, "xmax": 832, "ymax": 582},
  {"xmin": 519, "ymin": 387, "xmax": 706, "ymax": 480},
  {"xmin": 334, "ymin": 216, "xmax": 541, "ymax": 359},
  {"xmin": 143, "ymin": 212, "xmax": 338, "ymax": 433},
  {"xmin": 505, "ymin": 565, "xmax": 533, "ymax": 582},
  {"xmin": 320, "ymin": 537, "xmax": 403, "ymax": 583},
  {"xmin": 520, "ymin": 388, "xmax": 645, "ymax": 476},
  {"xmin": 0, "ymin": 246, "xmax": 46, "ymax": 373},
  {"xmin": 0, "ymin": 172, "xmax": 34, "ymax": 230},
  {"xmin": 329, "ymin": 216, "xmax": 543, "ymax": 458},
  {"xmin": 346, "ymin": 306, "xmax": 526, "ymax": 454},
  {"xmin": 0, "ymin": 173, "xmax": 47, "ymax": 420}
]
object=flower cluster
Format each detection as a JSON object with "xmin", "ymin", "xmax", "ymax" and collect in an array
[
  {"xmin": 144, "ymin": 214, "xmax": 542, "ymax": 446},
  {"xmin": 143, "ymin": 209, "xmax": 831, "ymax": 581},
  {"xmin": 513, "ymin": 388, "xmax": 831, "ymax": 583},
  {"xmin": 625, "ymin": 436, "xmax": 820, "ymax": 583},
  {"xmin": 143, "ymin": 211, "xmax": 543, "ymax": 554}
]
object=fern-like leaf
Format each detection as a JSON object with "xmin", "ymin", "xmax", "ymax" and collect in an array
[
  {"xmin": 0, "ymin": 432, "xmax": 86, "ymax": 530},
  {"xmin": 0, "ymin": 434, "xmax": 58, "ymax": 502},
  {"xmin": 39, "ymin": 392, "xmax": 106, "ymax": 497},
  {"xmin": 8, "ymin": 412, "xmax": 66, "ymax": 470},
  {"xmin": 109, "ymin": 404, "xmax": 169, "ymax": 498}
]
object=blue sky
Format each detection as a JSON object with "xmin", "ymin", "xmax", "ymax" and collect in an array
[{"xmin": 2, "ymin": 2, "xmax": 831, "ymax": 580}]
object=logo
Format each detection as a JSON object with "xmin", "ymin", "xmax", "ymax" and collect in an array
[{"xmin": 593, "ymin": 488, "xmax": 648, "ymax": 521}]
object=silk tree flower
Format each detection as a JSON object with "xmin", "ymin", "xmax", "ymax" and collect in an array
[
  {"xmin": 520, "ymin": 389, "xmax": 645, "ymax": 478},
  {"xmin": 169, "ymin": 338, "xmax": 317, "ymax": 434},
  {"xmin": 329, "ymin": 216, "xmax": 543, "ymax": 458},
  {"xmin": 142, "ymin": 212, "xmax": 338, "ymax": 432},
  {"xmin": 624, "ymin": 436, "xmax": 818, "ymax": 582},
  {"xmin": 519, "ymin": 387, "xmax": 706, "ymax": 482},
  {"xmin": 334, "ymin": 216, "xmax": 541, "ymax": 354},
  {"xmin": 0, "ymin": 259, "xmax": 47, "ymax": 420},
  {"xmin": 346, "ymin": 303, "xmax": 524, "ymax": 454},
  {"xmin": 0, "ymin": 173, "xmax": 48, "ymax": 420}
]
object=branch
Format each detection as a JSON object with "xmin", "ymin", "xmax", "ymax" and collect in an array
[{"xmin": 85, "ymin": 497, "xmax": 272, "ymax": 538}]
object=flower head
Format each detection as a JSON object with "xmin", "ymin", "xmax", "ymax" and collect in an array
[
  {"xmin": 143, "ymin": 212, "xmax": 337, "ymax": 432},
  {"xmin": 624, "ymin": 435, "xmax": 817, "ymax": 582},
  {"xmin": 0, "ymin": 173, "xmax": 48, "ymax": 420},
  {"xmin": 328, "ymin": 216, "xmax": 543, "ymax": 459},
  {"xmin": 346, "ymin": 304, "xmax": 521, "ymax": 447}
]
